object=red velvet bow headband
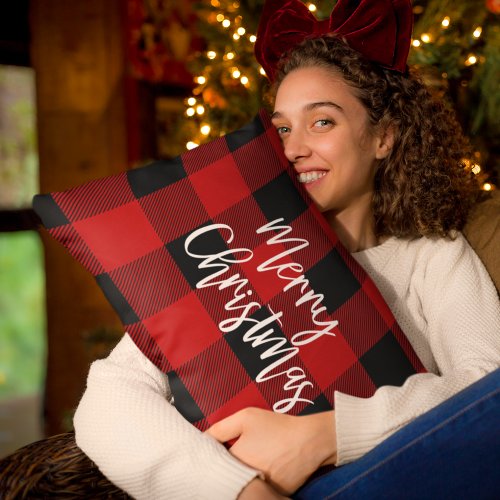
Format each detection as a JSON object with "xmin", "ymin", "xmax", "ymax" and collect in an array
[{"xmin": 255, "ymin": 0, "xmax": 413, "ymax": 81}]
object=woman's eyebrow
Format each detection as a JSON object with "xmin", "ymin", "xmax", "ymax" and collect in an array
[
  {"xmin": 271, "ymin": 101, "xmax": 343, "ymax": 120},
  {"xmin": 305, "ymin": 101, "xmax": 343, "ymax": 113}
]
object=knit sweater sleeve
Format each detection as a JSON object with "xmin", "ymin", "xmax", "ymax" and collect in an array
[
  {"xmin": 73, "ymin": 333, "xmax": 259, "ymax": 499},
  {"xmin": 335, "ymin": 234, "xmax": 500, "ymax": 465}
]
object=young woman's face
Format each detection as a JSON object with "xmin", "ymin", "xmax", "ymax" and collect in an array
[{"xmin": 272, "ymin": 66, "xmax": 389, "ymax": 218}]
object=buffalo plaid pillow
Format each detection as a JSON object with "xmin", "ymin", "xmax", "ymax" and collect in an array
[{"xmin": 33, "ymin": 109, "xmax": 425, "ymax": 431}]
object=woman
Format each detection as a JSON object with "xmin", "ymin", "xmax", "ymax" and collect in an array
[{"xmin": 74, "ymin": 1, "xmax": 500, "ymax": 498}]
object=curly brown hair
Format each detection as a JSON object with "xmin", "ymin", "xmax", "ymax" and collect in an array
[{"xmin": 268, "ymin": 35, "xmax": 481, "ymax": 239}]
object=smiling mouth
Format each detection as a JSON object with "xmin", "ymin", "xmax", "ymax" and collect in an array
[{"xmin": 297, "ymin": 171, "xmax": 327, "ymax": 184}]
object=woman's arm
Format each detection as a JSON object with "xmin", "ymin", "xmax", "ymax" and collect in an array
[
  {"xmin": 335, "ymin": 234, "xmax": 500, "ymax": 465},
  {"xmin": 73, "ymin": 333, "xmax": 259, "ymax": 499}
]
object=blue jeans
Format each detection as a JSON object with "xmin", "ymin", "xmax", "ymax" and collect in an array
[{"xmin": 295, "ymin": 369, "xmax": 500, "ymax": 499}]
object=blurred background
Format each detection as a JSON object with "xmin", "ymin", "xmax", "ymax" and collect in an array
[{"xmin": 0, "ymin": 0, "xmax": 498, "ymax": 458}]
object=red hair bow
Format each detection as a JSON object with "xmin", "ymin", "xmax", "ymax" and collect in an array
[{"xmin": 255, "ymin": 0, "xmax": 413, "ymax": 81}]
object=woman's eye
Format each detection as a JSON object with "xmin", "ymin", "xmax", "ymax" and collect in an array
[
  {"xmin": 276, "ymin": 126, "xmax": 290, "ymax": 135},
  {"xmin": 314, "ymin": 119, "xmax": 333, "ymax": 128}
]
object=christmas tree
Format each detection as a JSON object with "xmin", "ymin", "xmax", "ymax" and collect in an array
[
  {"xmin": 173, "ymin": 0, "xmax": 499, "ymax": 188},
  {"xmin": 410, "ymin": 0, "xmax": 500, "ymax": 189}
]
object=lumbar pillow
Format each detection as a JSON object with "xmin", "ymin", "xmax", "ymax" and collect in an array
[{"xmin": 33, "ymin": 109, "xmax": 425, "ymax": 429}]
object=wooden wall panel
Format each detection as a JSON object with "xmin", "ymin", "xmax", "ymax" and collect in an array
[{"xmin": 30, "ymin": 0, "xmax": 128, "ymax": 435}]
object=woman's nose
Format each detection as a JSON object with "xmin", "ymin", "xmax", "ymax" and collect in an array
[{"xmin": 283, "ymin": 130, "xmax": 311, "ymax": 163}]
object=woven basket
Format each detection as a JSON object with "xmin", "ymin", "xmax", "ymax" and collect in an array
[{"xmin": 0, "ymin": 432, "xmax": 131, "ymax": 499}]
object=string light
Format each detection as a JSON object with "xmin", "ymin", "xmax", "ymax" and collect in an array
[
  {"xmin": 200, "ymin": 125, "xmax": 211, "ymax": 135},
  {"xmin": 249, "ymin": 35, "xmax": 257, "ymax": 43},
  {"xmin": 210, "ymin": 0, "xmax": 220, "ymax": 6},
  {"xmin": 207, "ymin": 51, "xmax": 217, "ymax": 59},
  {"xmin": 222, "ymin": 19, "xmax": 231, "ymax": 28},
  {"xmin": 226, "ymin": 52, "xmax": 235, "ymax": 60},
  {"xmin": 421, "ymin": 33, "xmax": 431, "ymax": 43},
  {"xmin": 186, "ymin": 141, "xmax": 199, "ymax": 150},
  {"xmin": 483, "ymin": 183, "xmax": 493, "ymax": 191},
  {"xmin": 187, "ymin": 97, "xmax": 196, "ymax": 106},
  {"xmin": 186, "ymin": 107, "xmax": 195, "ymax": 117},
  {"xmin": 308, "ymin": 3, "xmax": 317, "ymax": 12},
  {"xmin": 471, "ymin": 164, "xmax": 481, "ymax": 175},
  {"xmin": 441, "ymin": 16, "xmax": 450, "ymax": 28},
  {"xmin": 412, "ymin": 39, "xmax": 421, "ymax": 47},
  {"xmin": 473, "ymin": 27, "xmax": 482, "ymax": 38},
  {"xmin": 232, "ymin": 69, "xmax": 241, "ymax": 78},
  {"xmin": 233, "ymin": 33, "xmax": 240, "ymax": 40},
  {"xmin": 196, "ymin": 105, "xmax": 205, "ymax": 115},
  {"xmin": 259, "ymin": 67, "xmax": 266, "ymax": 76},
  {"xmin": 465, "ymin": 54, "xmax": 477, "ymax": 66},
  {"xmin": 216, "ymin": 14, "xmax": 224, "ymax": 22},
  {"xmin": 196, "ymin": 76, "xmax": 206, "ymax": 84},
  {"xmin": 240, "ymin": 75, "xmax": 249, "ymax": 85},
  {"xmin": 237, "ymin": 27, "xmax": 246, "ymax": 35}
]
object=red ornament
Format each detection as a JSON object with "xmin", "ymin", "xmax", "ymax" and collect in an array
[{"xmin": 486, "ymin": 0, "xmax": 500, "ymax": 14}]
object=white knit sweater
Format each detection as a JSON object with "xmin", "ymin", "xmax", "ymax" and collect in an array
[{"xmin": 74, "ymin": 233, "xmax": 500, "ymax": 499}]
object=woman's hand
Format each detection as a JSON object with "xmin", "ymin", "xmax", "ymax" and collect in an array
[
  {"xmin": 238, "ymin": 478, "xmax": 290, "ymax": 499},
  {"xmin": 206, "ymin": 408, "xmax": 337, "ymax": 495}
]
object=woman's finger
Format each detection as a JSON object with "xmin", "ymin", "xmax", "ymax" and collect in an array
[{"xmin": 205, "ymin": 410, "xmax": 246, "ymax": 442}]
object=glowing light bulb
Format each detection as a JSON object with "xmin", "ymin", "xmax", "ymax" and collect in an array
[
  {"xmin": 249, "ymin": 35, "xmax": 257, "ymax": 43},
  {"xmin": 412, "ymin": 39, "xmax": 421, "ymax": 47},
  {"xmin": 473, "ymin": 27, "xmax": 482, "ymax": 38},
  {"xmin": 232, "ymin": 69, "xmax": 241, "ymax": 78},
  {"xmin": 421, "ymin": 33, "xmax": 431, "ymax": 43},
  {"xmin": 471, "ymin": 164, "xmax": 481, "ymax": 175},
  {"xmin": 207, "ymin": 51, "xmax": 217, "ymax": 59},
  {"xmin": 308, "ymin": 3, "xmax": 317, "ymax": 12},
  {"xmin": 233, "ymin": 33, "xmax": 240, "ymax": 40},
  {"xmin": 259, "ymin": 67, "xmax": 266, "ymax": 76},
  {"xmin": 226, "ymin": 52, "xmax": 235, "ymax": 60},
  {"xmin": 187, "ymin": 97, "xmax": 196, "ymax": 106},
  {"xmin": 200, "ymin": 125, "xmax": 211, "ymax": 135},
  {"xmin": 237, "ymin": 27, "xmax": 246, "ymax": 35},
  {"xmin": 465, "ymin": 54, "xmax": 477, "ymax": 66},
  {"xmin": 442, "ymin": 16, "xmax": 450, "ymax": 28},
  {"xmin": 222, "ymin": 19, "xmax": 231, "ymax": 28},
  {"xmin": 186, "ymin": 107, "xmax": 195, "ymax": 117},
  {"xmin": 196, "ymin": 105, "xmax": 205, "ymax": 115},
  {"xmin": 240, "ymin": 76, "xmax": 249, "ymax": 85},
  {"xmin": 186, "ymin": 141, "xmax": 199, "ymax": 150},
  {"xmin": 196, "ymin": 76, "xmax": 206, "ymax": 84},
  {"xmin": 216, "ymin": 14, "xmax": 224, "ymax": 22},
  {"xmin": 210, "ymin": 0, "xmax": 220, "ymax": 6},
  {"xmin": 483, "ymin": 183, "xmax": 492, "ymax": 191}
]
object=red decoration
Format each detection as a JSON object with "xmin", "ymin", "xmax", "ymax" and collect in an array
[
  {"xmin": 486, "ymin": 0, "xmax": 500, "ymax": 14},
  {"xmin": 126, "ymin": 0, "xmax": 205, "ymax": 86}
]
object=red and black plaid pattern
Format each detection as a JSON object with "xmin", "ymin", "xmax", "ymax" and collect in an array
[{"xmin": 33, "ymin": 109, "xmax": 426, "ymax": 431}]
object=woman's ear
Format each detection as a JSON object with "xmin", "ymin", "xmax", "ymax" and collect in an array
[{"xmin": 375, "ymin": 126, "xmax": 395, "ymax": 159}]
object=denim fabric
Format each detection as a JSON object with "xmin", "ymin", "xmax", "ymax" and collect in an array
[{"xmin": 295, "ymin": 369, "xmax": 500, "ymax": 499}]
